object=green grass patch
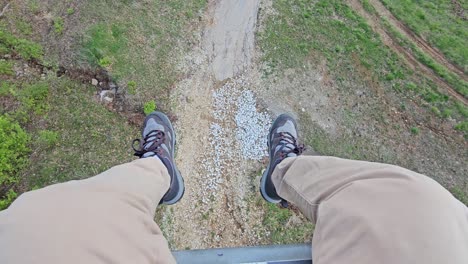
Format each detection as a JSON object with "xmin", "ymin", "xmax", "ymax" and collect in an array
[
  {"xmin": 0, "ymin": 59, "xmax": 14, "ymax": 75},
  {"xmin": 262, "ymin": 201, "xmax": 314, "ymax": 244},
  {"xmin": 0, "ymin": 28, "xmax": 43, "ymax": 60},
  {"xmin": 0, "ymin": 115, "xmax": 30, "ymax": 209},
  {"xmin": 80, "ymin": 0, "xmax": 207, "ymax": 108},
  {"xmin": 53, "ymin": 17, "xmax": 64, "ymax": 34},
  {"xmin": 381, "ymin": 0, "xmax": 467, "ymax": 71},
  {"xmin": 410, "ymin": 126, "xmax": 420, "ymax": 135},
  {"xmin": 127, "ymin": 80, "xmax": 137, "ymax": 95},
  {"xmin": 19, "ymin": 77, "xmax": 138, "ymax": 189},
  {"xmin": 259, "ymin": 0, "xmax": 466, "ymax": 126},
  {"xmin": 143, "ymin": 100, "xmax": 157, "ymax": 115},
  {"xmin": 382, "ymin": 19, "xmax": 468, "ymax": 98},
  {"xmin": 37, "ymin": 130, "xmax": 59, "ymax": 149},
  {"xmin": 16, "ymin": 82, "xmax": 50, "ymax": 115}
]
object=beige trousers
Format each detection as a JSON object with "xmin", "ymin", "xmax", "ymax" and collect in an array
[{"xmin": 1, "ymin": 156, "xmax": 467, "ymax": 263}]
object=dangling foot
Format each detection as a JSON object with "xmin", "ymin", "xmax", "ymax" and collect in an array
[
  {"xmin": 260, "ymin": 114, "xmax": 303, "ymax": 204},
  {"xmin": 133, "ymin": 111, "xmax": 184, "ymax": 205}
]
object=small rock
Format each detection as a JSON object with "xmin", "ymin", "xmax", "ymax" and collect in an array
[
  {"xmin": 301, "ymin": 108, "xmax": 306, "ymax": 112},
  {"xmin": 103, "ymin": 96, "xmax": 113, "ymax": 103},
  {"xmin": 91, "ymin": 78, "xmax": 98, "ymax": 86}
]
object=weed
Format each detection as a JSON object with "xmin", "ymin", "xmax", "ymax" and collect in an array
[
  {"xmin": 143, "ymin": 100, "xmax": 156, "ymax": 115},
  {"xmin": 28, "ymin": 0, "xmax": 40, "ymax": 14},
  {"xmin": 67, "ymin": 8, "xmax": 75, "ymax": 15},
  {"xmin": 37, "ymin": 130, "xmax": 59, "ymax": 149},
  {"xmin": 0, "ymin": 59, "xmax": 14, "ymax": 75},
  {"xmin": 127, "ymin": 80, "xmax": 137, "ymax": 95},
  {"xmin": 53, "ymin": 18, "xmax": 64, "ymax": 34},
  {"xmin": 410, "ymin": 127, "xmax": 420, "ymax": 135},
  {"xmin": 98, "ymin": 56, "xmax": 112, "ymax": 67},
  {"xmin": 0, "ymin": 115, "xmax": 30, "ymax": 210}
]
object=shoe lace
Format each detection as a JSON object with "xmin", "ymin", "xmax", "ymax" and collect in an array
[
  {"xmin": 132, "ymin": 130, "xmax": 166, "ymax": 157},
  {"xmin": 277, "ymin": 132, "xmax": 304, "ymax": 159}
]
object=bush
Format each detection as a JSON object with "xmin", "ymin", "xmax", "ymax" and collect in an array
[
  {"xmin": 143, "ymin": 100, "xmax": 156, "ymax": 115},
  {"xmin": 0, "ymin": 115, "xmax": 30, "ymax": 209}
]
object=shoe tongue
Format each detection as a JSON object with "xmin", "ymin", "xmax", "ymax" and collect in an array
[
  {"xmin": 144, "ymin": 119, "xmax": 165, "ymax": 137},
  {"xmin": 275, "ymin": 120, "xmax": 297, "ymax": 138}
]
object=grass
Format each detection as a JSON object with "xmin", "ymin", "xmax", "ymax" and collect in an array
[
  {"xmin": 80, "ymin": 0, "xmax": 207, "ymax": 109},
  {"xmin": 0, "ymin": 115, "xmax": 30, "ymax": 209},
  {"xmin": 20, "ymin": 77, "xmax": 138, "ymax": 188},
  {"xmin": 262, "ymin": 202, "xmax": 314, "ymax": 244},
  {"xmin": 261, "ymin": 0, "xmax": 467, "ymax": 204},
  {"xmin": 381, "ymin": 18, "xmax": 468, "ymax": 98},
  {"xmin": 0, "ymin": 59, "xmax": 14, "ymax": 75},
  {"xmin": 381, "ymin": 0, "xmax": 467, "ymax": 71},
  {"xmin": 0, "ymin": 25, "xmax": 139, "ymax": 208},
  {"xmin": 53, "ymin": 17, "xmax": 64, "ymax": 34},
  {"xmin": 260, "ymin": 0, "xmax": 467, "ymax": 127}
]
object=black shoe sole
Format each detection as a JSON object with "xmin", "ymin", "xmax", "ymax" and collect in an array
[{"xmin": 149, "ymin": 111, "xmax": 185, "ymax": 205}]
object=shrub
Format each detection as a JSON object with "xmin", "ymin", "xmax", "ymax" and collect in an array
[{"xmin": 0, "ymin": 115, "xmax": 30, "ymax": 209}]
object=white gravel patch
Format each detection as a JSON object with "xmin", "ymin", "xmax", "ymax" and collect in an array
[
  {"xmin": 235, "ymin": 90, "xmax": 271, "ymax": 160},
  {"xmin": 199, "ymin": 76, "xmax": 271, "ymax": 203}
]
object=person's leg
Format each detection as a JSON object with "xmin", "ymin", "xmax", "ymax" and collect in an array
[
  {"xmin": 261, "ymin": 114, "xmax": 468, "ymax": 264},
  {"xmin": 0, "ymin": 158, "xmax": 176, "ymax": 264},
  {"xmin": 0, "ymin": 111, "xmax": 183, "ymax": 264},
  {"xmin": 272, "ymin": 155, "xmax": 468, "ymax": 264}
]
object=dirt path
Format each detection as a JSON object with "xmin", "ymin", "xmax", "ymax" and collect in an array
[
  {"xmin": 347, "ymin": 0, "xmax": 468, "ymax": 105},
  {"xmin": 163, "ymin": 0, "xmax": 273, "ymax": 249}
]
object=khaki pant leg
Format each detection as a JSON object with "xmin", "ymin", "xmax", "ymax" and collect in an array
[
  {"xmin": 272, "ymin": 156, "xmax": 468, "ymax": 264},
  {"xmin": 0, "ymin": 158, "xmax": 176, "ymax": 264}
]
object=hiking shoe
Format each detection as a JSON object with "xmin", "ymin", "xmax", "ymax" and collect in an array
[
  {"xmin": 132, "ymin": 111, "xmax": 184, "ymax": 205},
  {"xmin": 260, "ymin": 114, "xmax": 304, "ymax": 204}
]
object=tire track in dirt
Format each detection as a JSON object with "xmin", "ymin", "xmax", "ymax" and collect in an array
[
  {"xmin": 369, "ymin": 0, "xmax": 467, "ymax": 79},
  {"xmin": 348, "ymin": 0, "xmax": 468, "ymax": 105}
]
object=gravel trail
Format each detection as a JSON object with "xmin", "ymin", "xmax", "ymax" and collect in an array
[{"xmin": 163, "ymin": 0, "xmax": 272, "ymax": 249}]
